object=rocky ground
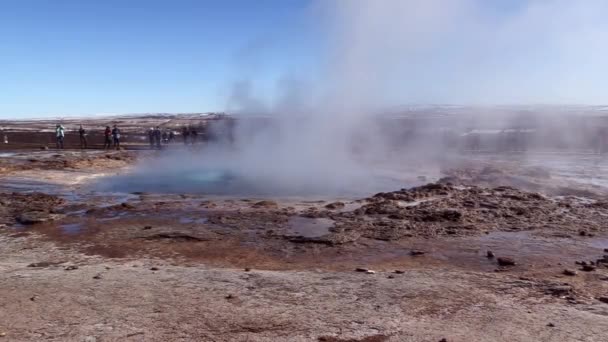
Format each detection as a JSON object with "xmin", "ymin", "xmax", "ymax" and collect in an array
[{"xmin": 1, "ymin": 149, "xmax": 608, "ymax": 341}]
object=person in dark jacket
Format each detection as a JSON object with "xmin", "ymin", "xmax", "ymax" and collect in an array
[
  {"xmin": 182, "ymin": 126, "xmax": 190, "ymax": 145},
  {"xmin": 148, "ymin": 128, "xmax": 155, "ymax": 149},
  {"xmin": 111, "ymin": 125, "xmax": 121, "ymax": 150},
  {"xmin": 103, "ymin": 126, "xmax": 112, "ymax": 149},
  {"xmin": 154, "ymin": 126, "xmax": 162, "ymax": 149},
  {"xmin": 78, "ymin": 125, "xmax": 87, "ymax": 149}
]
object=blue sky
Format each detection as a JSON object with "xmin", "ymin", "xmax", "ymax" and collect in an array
[
  {"xmin": 0, "ymin": 0, "xmax": 314, "ymax": 117},
  {"xmin": 1, "ymin": 0, "xmax": 606, "ymax": 118}
]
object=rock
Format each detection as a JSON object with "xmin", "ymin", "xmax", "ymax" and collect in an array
[
  {"xmin": 325, "ymin": 202, "xmax": 345, "ymax": 210},
  {"xmin": 387, "ymin": 275, "xmax": 395, "ymax": 279},
  {"xmin": 92, "ymin": 274, "xmax": 102, "ymax": 280},
  {"xmin": 563, "ymin": 269, "xmax": 577, "ymax": 276},
  {"xmin": 17, "ymin": 211, "xmax": 55, "ymax": 225},
  {"xmin": 355, "ymin": 268, "xmax": 369, "ymax": 272},
  {"xmin": 394, "ymin": 270, "xmax": 405, "ymax": 274},
  {"xmin": 598, "ymin": 297, "xmax": 608, "ymax": 304},
  {"xmin": 143, "ymin": 226, "xmax": 152, "ymax": 230},
  {"xmin": 582, "ymin": 265, "xmax": 596, "ymax": 272},
  {"xmin": 120, "ymin": 202, "xmax": 135, "ymax": 209},
  {"xmin": 244, "ymin": 268, "xmax": 251, "ymax": 272},
  {"xmin": 439, "ymin": 339, "xmax": 448, "ymax": 342},
  {"xmin": 150, "ymin": 267, "xmax": 159, "ymax": 271},
  {"xmin": 486, "ymin": 251, "xmax": 495, "ymax": 258},
  {"xmin": 579, "ymin": 230, "xmax": 588, "ymax": 236},
  {"xmin": 547, "ymin": 323, "xmax": 555, "ymax": 328},
  {"xmin": 497, "ymin": 257, "xmax": 516, "ymax": 266},
  {"xmin": 225, "ymin": 294, "xmax": 235, "ymax": 300},
  {"xmin": 64, "ymin": 265, "xmax": 79, "ymax": 271},
  {"xmin": 410, "ymin": 250, "xmax": 425, "ymax": 256},
  {"xmin": 40, "ymin": 146, "xmax": 49, "ymax": 150},
  {"xmin": 143, "ymin": 233, "xmax": 207, "ymax": 242},
  {"xmin": 366, "ymin": 270, "xmax": 376, "ymax": 274},
  {"xmin": 604, "ymin": 248, "xmax": 608, "ymax": 253},
  {"xmin": 28, "ymin": 262, "xmax": 57, "ymax": 268},
  {"xmin": 546, "ymin": 285, "xmax": 573, "ymax": 296},
  {"xmin": 252, "ymin": 200, "xmax": 278, "ymax": 209}
]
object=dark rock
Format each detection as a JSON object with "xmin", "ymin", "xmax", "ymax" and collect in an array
[
  {"xmin": 497, "ymin": 257, "xmax": 516, "ymax": 266},
  {"xmin": 579, "ymin": 230, "xmax": 588, "ymax": 236},
  {"xmin": 150, "ymin": 267, "xmax": 159, "ymax": 271},
  {"xmin": 410, "ymin": 250, "xmax": 425, "ymax": 256},
  {"xmin": 604, "ymin": 248, "xmax": 608, "ymax": 253},
  {"xmin": 546, "ymin": 285, "xmax": 573, "ymax": 296},
  {"xmin": 325, "ymin": 202, "xmax": 345, "ymax": 210},
  {"xmin": 225, "ymin": 294, "xmax": 235, "ymax": 300},
  {"xmin": 394, "ymin": 270, "xmax": 405, "ymax": 274},
  {"xmin": 252, "ymin": 200, "xmax": 278, "ymax": 209},
  {"xmin": 28, "ymin": 261, "xmax": 61, "ymax": 268},
  {"xmin": 120, "ymin": 202, "xmax": 135, "ymax": 209},
  {"xmin": 563, "ymin": 269, "xmax": 577, "ymax": 276},
  {"xmin": 439, "ymin": 339, "xmax": 448, "ymax": 342},
  {"xmin": 143, "ymin": 226, "xmax": 152, "ymax": 230},
  {"xmin": 486, "ymin": 251, "xmax": 495, "ymax": 258},
  {"xmin": 582, "ymin": 265, "xmax": 596, "ymax": 272},
  {"xmin": 355, "ymin": 268, "xmax": 369, "ymax": 272},
  {"xmin": 598, "ymin": 297, "xmax": 608, "ymax": 304},
  {"xmin": 17, "ymin": 211, "xmax": 53, "ymax": 225},
  {"xmin": 387, "ymin": 275, "xmax": 395, "ymax": 279},
  {"xmin": 142, "ymin": 232, "xmax": 207, "ymax": 242},
  {"xmin": 93, "ymin": 274, "xmax": 102, "ymax": 280},
  {"xmin": 244, "ymin": 268, "xmax": 251, "ymax": 272},
  {"xmin": 547, "ymin": 323, "xmax": 555, "ymax": 328}
]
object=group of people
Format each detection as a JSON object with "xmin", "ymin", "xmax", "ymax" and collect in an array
[
  {"xmin": 182, "ymin": 126, "xmax": 199, "ymax": 145},
  {"xmin": 52, "ymin": 123, "xmax": 201, "ymax": 150},
  {"xmin": 148, "ymin": 127, "xmax": 176, "ymax": 149},
  {"xmin": 54, "ymin": 124, "xmax": 121, "ymax": 150}
]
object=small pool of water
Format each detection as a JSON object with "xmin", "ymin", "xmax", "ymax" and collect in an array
[{"xmin": 287, "ymin": 217, "xmax": 334, "ymax": 238}]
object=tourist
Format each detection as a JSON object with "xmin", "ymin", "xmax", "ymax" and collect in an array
[
  {"xmin": 111, "ymin": 125, "xmax": 121, "ymax": 150},
  {"xmin": 154, "ymin": 126, "xmax": 162, "ymax": 149},
  {"xmin": 78, "ymin": 125, "xmax": 87, "ymax": 149},
  {"xmin": 182, "ymin": 126, "xmax": 190, "ymax": 145},
  {"xmin": 148, "ymin": 128, "xmax": 155, "ymax": 149},
  {"xmin": 103, "ymin": 126, "xmax": 112, "ymax": 149},
  {"xmin": 55, "ymin": 124, "xmax": 65, "ymax": 149}
]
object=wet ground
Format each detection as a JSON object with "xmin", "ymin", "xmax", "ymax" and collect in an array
[{"xmin": 1, "ymin": 148, "xmax": 608, "ymax": 341}]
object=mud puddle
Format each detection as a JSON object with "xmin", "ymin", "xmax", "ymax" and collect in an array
[{"xmin": 287, "ymin": 217, "xmax": 334, "ymax": 238}]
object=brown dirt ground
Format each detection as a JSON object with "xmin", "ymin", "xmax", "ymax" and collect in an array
[{"xmin": 1, "ymin": 146, "xmax": 608, "ymax": 341}]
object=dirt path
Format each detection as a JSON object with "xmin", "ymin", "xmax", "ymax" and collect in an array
[{"xmin": 2, "ymin": 234, "xmax": 608, "ymax": 342}]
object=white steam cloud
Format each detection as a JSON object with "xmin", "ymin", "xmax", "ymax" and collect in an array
[{"xmin": 105, "ymin": 0, "xmax": 608, "ymax": 196}]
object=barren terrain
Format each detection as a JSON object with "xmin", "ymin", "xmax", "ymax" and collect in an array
[{"xmin": 1, "ymin": 120, "xmax": 608, "ymax": 341}]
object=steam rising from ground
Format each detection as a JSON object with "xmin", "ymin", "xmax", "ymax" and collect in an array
[{"xmin": 107, "ymin": 0, "xmax": 608, "ymax": 196}]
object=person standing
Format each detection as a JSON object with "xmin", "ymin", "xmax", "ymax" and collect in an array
[
  {"xmin": 154, "ymin": 126, "xmax": 162, "ymax": 149},
  {"xmin": 182, "ymin": 126, "xmax": 190, "ymax": 145},
  {"xmin": 190, "ymin": 128, "xmax": 198, "ymax": 145},
  {"xmin": 78, "ymin": 125, "xmax": 87, "ymax": 149},
  {"xmin": 103, "ymin": 126, "xmax": 112, "ymax": 149},
  {"xmin": 148, "ymin": 128, "xmax": 155, "ymax": 149},
  {"xmin": 55, "ymin": 124, "xmax": 65, "ymax": 149},
  {"xmin": 168, "ymin": 130, "xmax": 175, "ymax": 143},
  {"xmin": 111, "ymin": 125, "xmax": 121, "ymax": 150}
]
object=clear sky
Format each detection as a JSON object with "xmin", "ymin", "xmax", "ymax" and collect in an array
[
  {"xmin": 1, "ymin": 0, "xmax": 606, "ymax": 118},
  {"xmin": 0, "ymin": 0, "xmax": 314, "ymax": 118}
]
